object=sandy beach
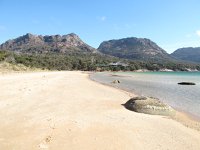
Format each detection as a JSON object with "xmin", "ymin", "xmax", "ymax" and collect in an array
[{"xmin": 0, "ymin": 71, "xmax": 200, "ymax": 150}]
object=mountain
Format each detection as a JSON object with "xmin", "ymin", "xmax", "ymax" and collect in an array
[
  {"xmin": 171, "ymin": 47, "xmax": 200, "ymax": 63},
  {"xmin": 0, "ymin": 33, "xmax": 97, "ymax": 53},
  {"xmin": 0, "ymin": 34, "xmax": 200, "ymax": 71},
  {"xmin": 98, "ymin": 37, "xmax": 172, "ymax": 62}
]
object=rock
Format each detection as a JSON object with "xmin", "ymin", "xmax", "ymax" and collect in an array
[
  {"xmin": 45, "ymin": 136, "xmax": 52, "ymax": 143},
  {"xmin": 129, "ymin": 96, "xmax": 147, "ymax": 100},
  {"xmin": 112, "ymin": 80, "xmax": 120, "ymax": 84},
  {"xmin": 123, "ymin": 96, "xmax": 175, "ymax": 116},
  {"xmin": 178, "ymin": 82, "xmax": 196, "ymax": 85}
]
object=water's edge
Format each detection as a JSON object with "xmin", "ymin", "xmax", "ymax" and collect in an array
[{"xmin": 88, "ymin": 72, "xmax": 200, "ymax": 127}]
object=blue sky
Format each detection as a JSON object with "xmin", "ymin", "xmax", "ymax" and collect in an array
[{"xmin": 0, "ymin": 0, "xmax": 200, "ymax": 53}]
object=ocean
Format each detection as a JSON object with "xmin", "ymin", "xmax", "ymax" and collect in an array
[{"xmin": 90, "ymin": 72, "xmax": 200, "ymax": 118}]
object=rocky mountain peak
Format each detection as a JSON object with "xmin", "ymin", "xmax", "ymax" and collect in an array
[
  {"xmin": 0, "ymin": 33, "xmax": 97, "ymax": 53},
  {"xmin": 67, "ymin": 33, "xmax": 79, "ymax": 38},
  {"xmin": 98, "ymin": 37, "xmax": 171, "ymax": 61}
]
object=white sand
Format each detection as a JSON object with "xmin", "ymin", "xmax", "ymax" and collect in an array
[{"xmin": 0, "ymin": 71, "xmax": 200, "ymax": 150}]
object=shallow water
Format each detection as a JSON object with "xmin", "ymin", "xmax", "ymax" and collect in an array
[{"xmin": 90, "ymin": 72, "xmax": 200, "ymax": 118}]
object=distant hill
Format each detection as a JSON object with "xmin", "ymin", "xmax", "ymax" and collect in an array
[
  {"xmin": 98, "ymin": 37, "xmax": 173, "ymax": 62},
  {"xmin": 0, "ymin": 33, "xmax": 97, "ymax": 54},
  {"xmin": 171, "ymin": 47, "xmax": 200, "ymax": 63}
]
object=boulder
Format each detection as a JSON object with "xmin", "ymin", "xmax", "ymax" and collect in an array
[
  {"xmin": 112, "ymin": 80, "xmax": 120, "ymax": 84},
  {"xmin": 123, "ymin": 96, "xmax": 175, "ymax": 116}
]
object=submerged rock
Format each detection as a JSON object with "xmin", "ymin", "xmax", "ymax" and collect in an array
[
  {"xmin": 178, "ymin": 82, "xmax": 196, "ymax": 85},
  {"xmin": 123, "ymin": 96, "xmax": 175, "ymax": 116}
]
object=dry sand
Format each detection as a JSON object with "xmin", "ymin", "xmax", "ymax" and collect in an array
[{"xmin": 0, "ymin": 71, "xmax": 200, "ymax": 150}]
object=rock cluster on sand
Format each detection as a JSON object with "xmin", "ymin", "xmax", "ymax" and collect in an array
[{"xmin": 123, "ymin": 96, "xmax": 175, "ymax": 116}]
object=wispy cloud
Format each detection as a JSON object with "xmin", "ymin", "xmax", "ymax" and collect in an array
[
  {"xmin": 100, "ymin": 16, "xmax": 106, "ymax": 21},
  {"xmin": 196, "ymin": 30, "xmax": 200, "ymax": 37}
]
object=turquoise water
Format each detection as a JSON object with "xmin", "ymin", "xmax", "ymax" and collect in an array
[
  {"xmin": 90, "ymin": 72, "xmax": 200, "ymax": 118},
  {"xmin": 121, "ymin": 71, "xmax": 200, "ymax": 77}
]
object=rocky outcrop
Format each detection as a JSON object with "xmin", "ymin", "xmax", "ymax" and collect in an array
[
  {"xmin": 0, "ymin": 33, "xmax": 97, "ymax": 54},
  {"xmin": 123, "ymin": 96, "xmax": 175, "ymax": 116}
]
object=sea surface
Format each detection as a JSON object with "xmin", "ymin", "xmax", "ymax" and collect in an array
[{"xmin": 90, "ymin": 71, "xmax": 200, "ymax": 118}]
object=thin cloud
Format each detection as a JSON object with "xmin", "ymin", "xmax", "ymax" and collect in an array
[
  {"xmin": 100, "ymin": 16, "xmax": 106, "ymax": 21},
  {"xmin": 196, "ymin": 30, "xmax": 200, "ymax": 37}
]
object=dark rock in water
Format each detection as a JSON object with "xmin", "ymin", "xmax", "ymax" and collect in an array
[
  {"xmin": 112, "ymin": 80, "xmax": 120, "ymax": 84},
  {"xmin": 178, "ymin": 82, "xmax": 196, "ymax": 85},
  {"xmin": 123, "ymin": 96, "xmax": 175, "ymax": 116}
]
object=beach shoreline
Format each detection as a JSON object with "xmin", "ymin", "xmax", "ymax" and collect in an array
[
  {"xmin": 89, "ymin": 71, "xmax": 200, "ymax": 131},
  {"xmin": 0, "ymin": 71, "xmax": 200, "ymax": 150}
]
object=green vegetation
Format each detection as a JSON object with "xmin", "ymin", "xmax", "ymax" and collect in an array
[
  {"xmin": 0, "ymin": 51, "xmax": 8, "ymax": 61},
  {"xmin": 0, "ymin": 50, "xmax": 200, "ymax": 72}
]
